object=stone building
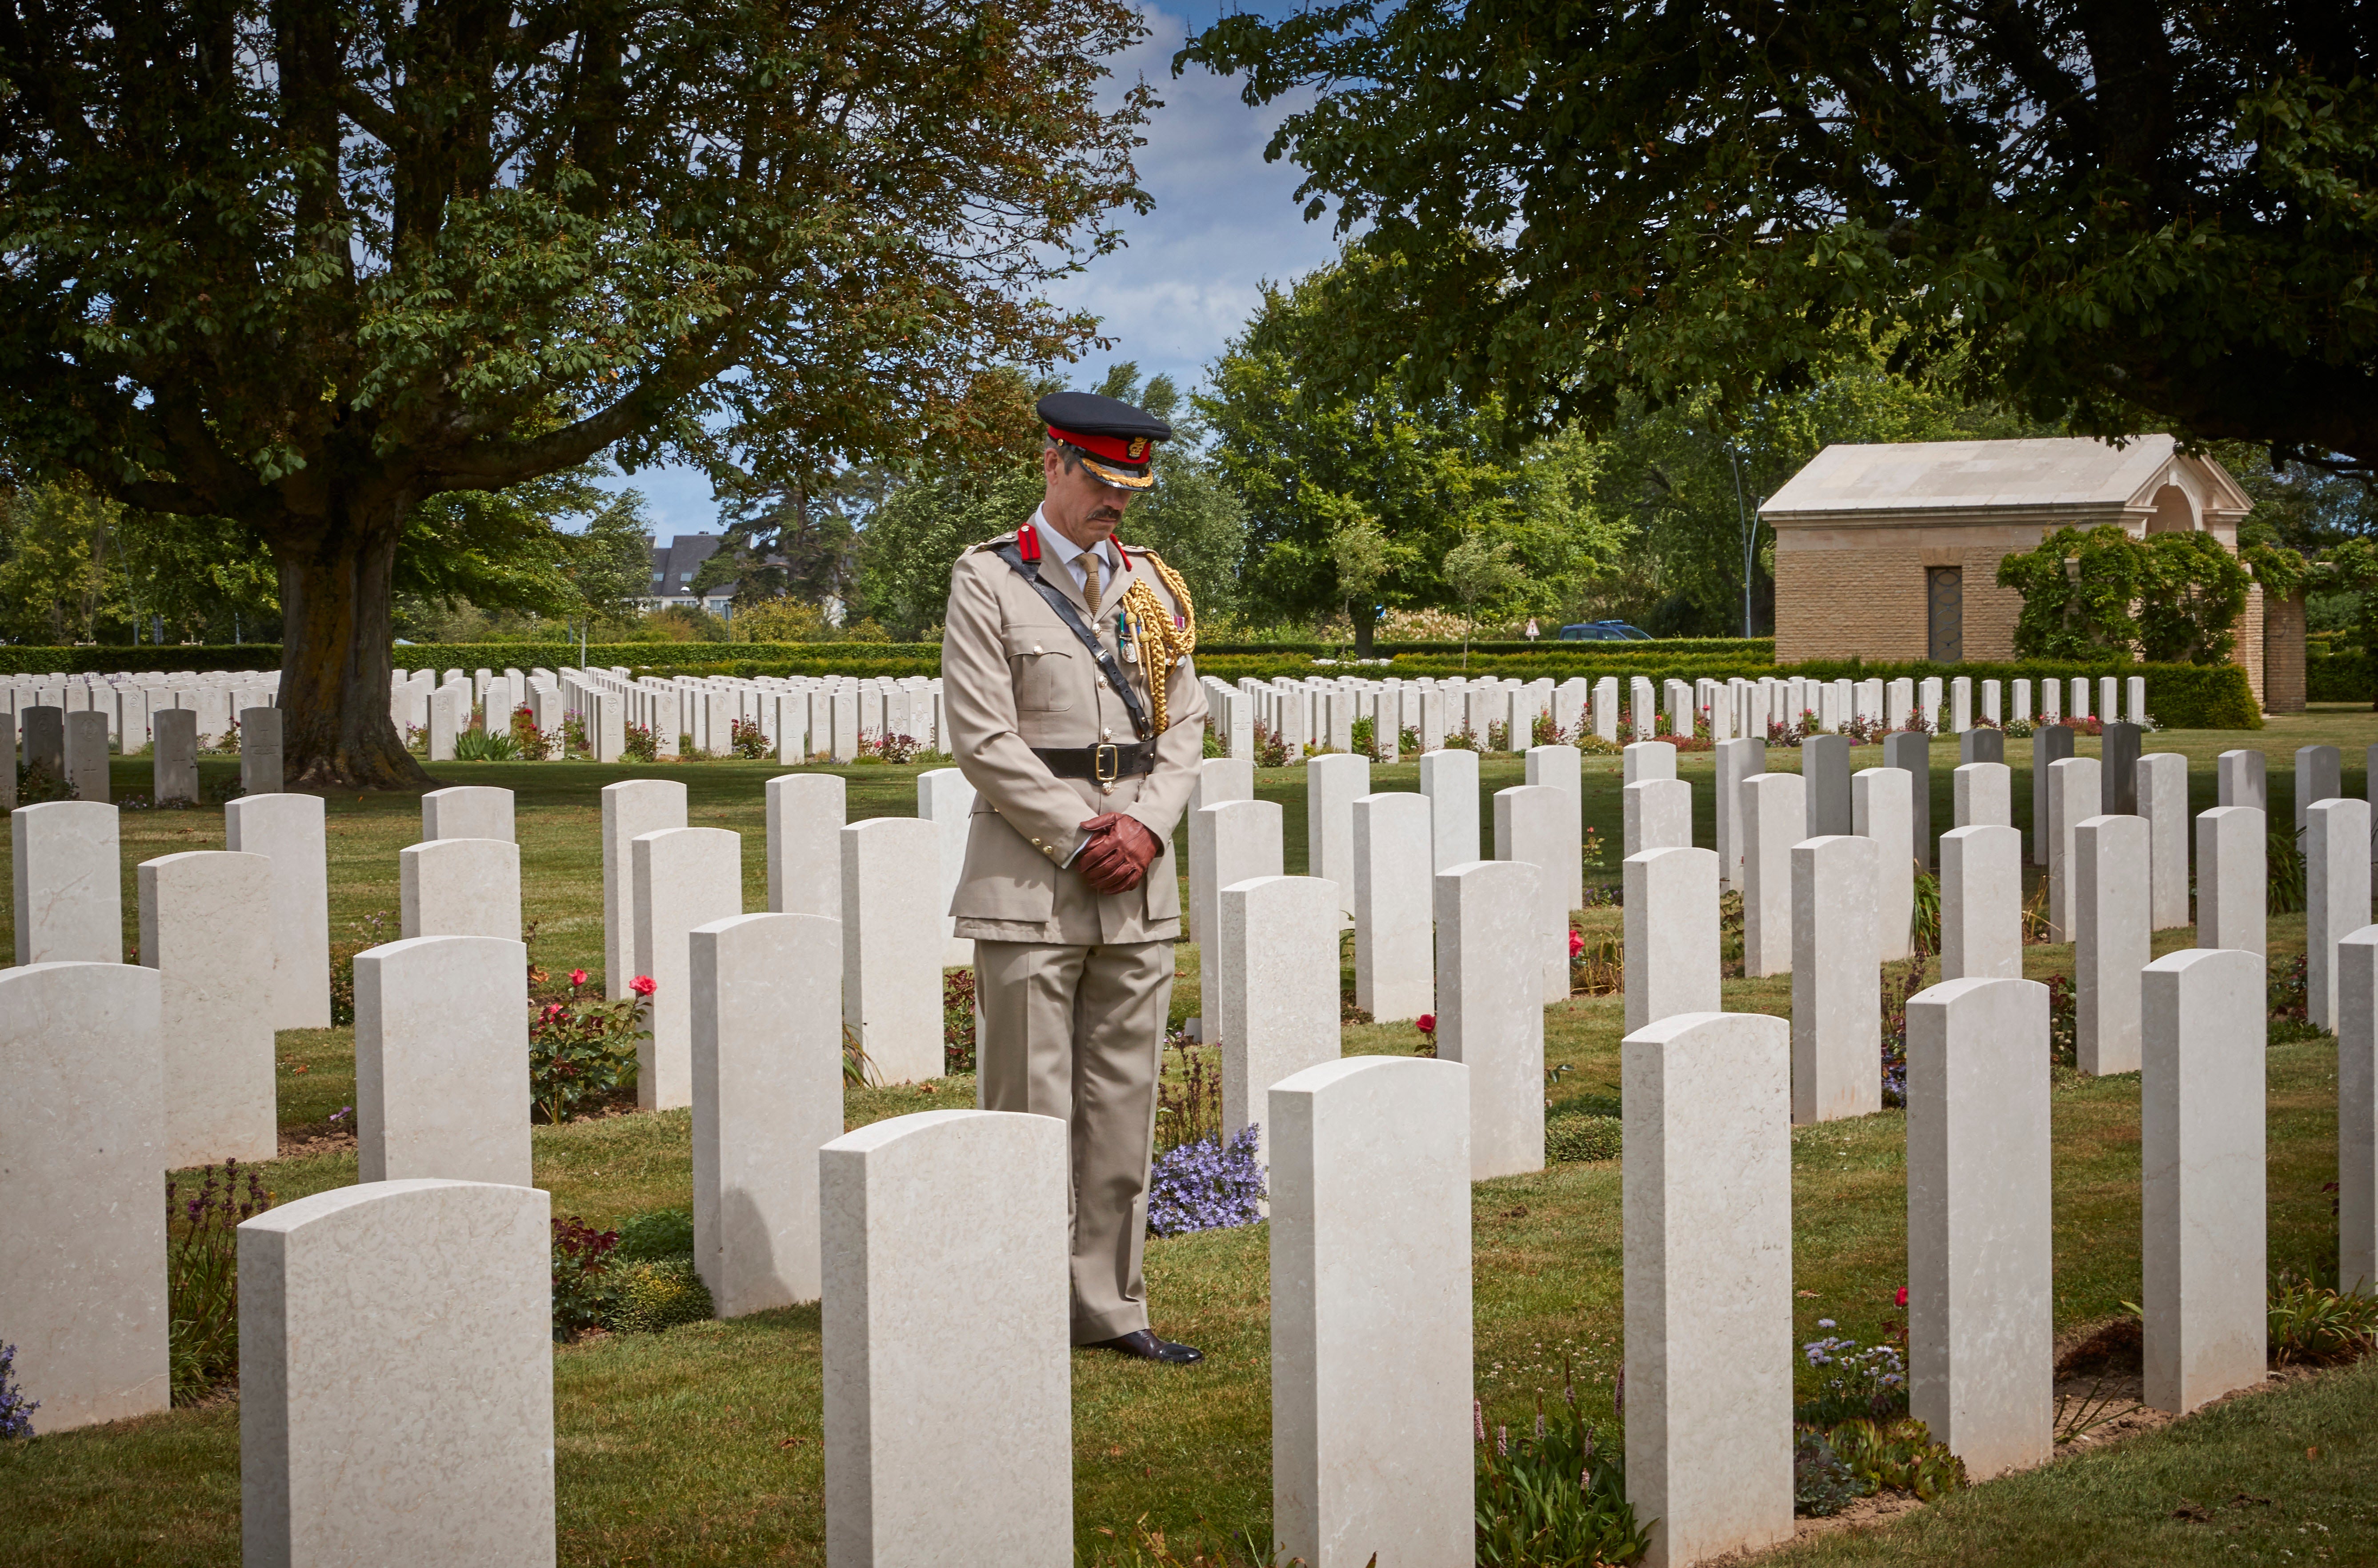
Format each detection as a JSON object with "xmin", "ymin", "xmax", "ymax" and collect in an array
[{"xmin": 1763, "ymin": 435, "xmax": 2294, "ymax": 708}]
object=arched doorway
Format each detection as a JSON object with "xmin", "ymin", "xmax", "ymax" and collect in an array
[{"xmin": 2146, "ymin": 484, "xmax": 2196, "ymax": 534}]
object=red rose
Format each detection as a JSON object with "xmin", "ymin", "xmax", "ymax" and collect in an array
[
  {"xmin": 569, "ymin": 968, "xmax": 589, "ymax": 988},
  {"xmin": 1416, "ymin": 1013, "xmax": 1436, "ymax": 1034},
  {"xmin": 630, "ymin": 975, "xmax": 657, "ymax": 998},
  {"xmin": 1569, "ymin": 930, "xmax": 1585, "ymax": 959},
  {"xmin": 1896, "ymin": 1286, "xmax": 1909, "ymax": 1308}
]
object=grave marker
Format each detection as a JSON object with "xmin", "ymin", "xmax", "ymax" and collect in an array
[
  {"xmin": 1269, "ymin": 1057, "xmax": 1472, "ymax": 1568},
  {"xmin": 822, "ymin": 1110, "xmax": 1071, "ymax": 1568},
  {"xmin": 355, "ymin": 934, "xmax": 532, "ymax": 1184}
]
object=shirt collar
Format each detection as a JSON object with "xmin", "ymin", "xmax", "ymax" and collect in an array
[{"xmin": 1030, "ymin": 508, "xmax": 1121, "ymax": 576}]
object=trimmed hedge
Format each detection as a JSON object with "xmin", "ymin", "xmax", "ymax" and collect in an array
[
  {"xmin": 0, "ymin": 644, "xmax": 279, "ymax": 675},
  {"xmin": 2306, "ymin": 644, "xmax": 2374, "ymax": 704},
  {"xmin": 1201, "ymin": 636, "xmax": 1775, "ymax": 660}
]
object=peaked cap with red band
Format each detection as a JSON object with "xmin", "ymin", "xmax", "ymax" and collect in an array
[{"xmin": 1038, "ymin": 391, "xmax": 1171, "ymax": 491}]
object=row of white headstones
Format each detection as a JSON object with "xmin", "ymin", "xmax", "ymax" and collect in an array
[
  {"xmin": 393, "ymin": 664, "xmax": 950, "ymax": 764},
  {"xmin": 5, "ymin": 736, "xmax": 2376, "ymax": 1565},
  {"xmin": 0, "ymin": 697, "xmax": 286, "ymax": 809},
  {"xmin": 1200, "ymin": 668, "xmax": 2154, "ymax": 763}
]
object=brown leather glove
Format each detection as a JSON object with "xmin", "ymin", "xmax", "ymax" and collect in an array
[{"xmin": 1073, "ymin": 812, "xmax": 1161, "ymax": 894}]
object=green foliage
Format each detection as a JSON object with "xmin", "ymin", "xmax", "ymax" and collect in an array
[
  {"xmin": 1474, "ymin": 1376, "xmax": 1650, "ymax": 1566},
  {"xmin": 1201, "ymin": 268, "xmax": 1626, "ymax": 628},
  {"xmin": 613, "ymin": 1259, "xmax": 715, "ymax": 1335},
  {"xmin": 1178, "ymin": 4, "xmax": 2378, "ymax": 476},
  {"xmin": 551, "ymin": 1217, "xmax": 624, "ymax": 1344},
  {"xmin": 2267, "ymin": 1278, "xmax": 2378, "ymax": 1364},
  {"xmin": 2268, "ymin": 829, "xmax": 2309, "ymax": 917},
  {"xmin": 1822, "ymin": 1418, "xmax": 1970, "ymax": 1502},
  {"xmin": 166, "ymin": 1162, "xmax": 273, "ymax": 1404},
  {"xmin": 529, "ymin": 985, "xmax": 649, "ymax": 1125},
  {"xmin": 1793, "ymin": 1430, "xmax": 1861, "ymax": 1518},
  {"xmin": 452, "ymin": 727, "xmax": 521, "ymax": 762}
]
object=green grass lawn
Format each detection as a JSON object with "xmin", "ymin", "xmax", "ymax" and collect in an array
[{"xmin": 0, "ymin": 711, "xmax": 2372, "ymax": 1565}]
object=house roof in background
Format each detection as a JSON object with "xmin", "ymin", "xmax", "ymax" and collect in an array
[{"xmin": 1761, "ymin": 435, "xmax": 2253, "ymax": 521}]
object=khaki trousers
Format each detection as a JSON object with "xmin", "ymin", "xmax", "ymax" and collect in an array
[{"xmin": 973, "ymin": 938, "xmax": 1173, "ymax": 1343}]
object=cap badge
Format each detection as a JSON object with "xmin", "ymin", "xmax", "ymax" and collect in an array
[{"xmin": 1128, "ymin": 437, "xmax": 1148, "ymax": 459}]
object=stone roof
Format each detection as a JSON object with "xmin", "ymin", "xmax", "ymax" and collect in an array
[{"xmin": 1761, "ymin": 435, "xmax": 2253, "ymax": 526}]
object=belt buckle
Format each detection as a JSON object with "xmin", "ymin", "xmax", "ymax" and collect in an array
[{"xmin": 1093, "ymin": 742, "xmax": 1121, "ymax": 784}]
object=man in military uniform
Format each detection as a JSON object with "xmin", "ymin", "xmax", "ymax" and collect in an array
[{"xmin": 941, "ymin": 392, "xmax": 1209, "ymax": 1363}]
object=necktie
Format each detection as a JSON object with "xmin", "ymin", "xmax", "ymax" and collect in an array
[{"xmin": 1082, "ymin": 550, "xmax": 1103, "ymax": 616}]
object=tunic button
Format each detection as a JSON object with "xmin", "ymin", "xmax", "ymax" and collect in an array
[{"xmin": 1032, "ymin": 644, "xmax": 1043, "ymax": 655}]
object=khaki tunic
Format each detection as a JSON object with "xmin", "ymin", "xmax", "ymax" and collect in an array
[
  {"xmin": 940, "ymin": 534, "xmax": 1208, "ymax": 942},
  {"xmin": 940, "ymin": 528, "xmax": 1207, "ymax": 1342}
]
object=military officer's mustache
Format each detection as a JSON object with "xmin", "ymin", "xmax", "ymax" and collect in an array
[{"xmin": 1088, "ymin": 507, "xmax": 1125, "ymax": 523}]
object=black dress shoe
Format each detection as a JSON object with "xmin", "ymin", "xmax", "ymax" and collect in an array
[{"xmin": 1092, "ymin": 1328, "xmax": 1204, "ymax": 1364}]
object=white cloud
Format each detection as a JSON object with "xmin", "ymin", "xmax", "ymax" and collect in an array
[{"xmin": 598, "ymin": 2, "xmax": 1333, "ymax": 540}]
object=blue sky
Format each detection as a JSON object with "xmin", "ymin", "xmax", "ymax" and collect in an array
[{"xmin": 593, "ymin": 2, "xmax": 1344, "ymax": 540}]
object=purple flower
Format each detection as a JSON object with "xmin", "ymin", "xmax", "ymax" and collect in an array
[{"xmin": 1145, "ymin": 1125, "xmax": 1266, "ymax": 1237}]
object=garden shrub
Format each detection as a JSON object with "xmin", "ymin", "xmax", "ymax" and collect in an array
[
  {"xmin": 613, "ymin": 1259, "xmax": 714, "ymax": 1334},
  {"xmin": 1823, "ymin": 1417, "xmax": 1969, "ymax": 1501},
  {"xmin": 1474, "ymin": 1373, "xmax": 1651, "ymax": 1566},
  {"xmin": 0, "ymin": 1343, "xmax": 35, "ymax": 1438},
  {"xmin": 167, "ymin": 1160, "xmax": 273, "ymax": 1403},
  {"xmin": 2267, "ymin": 1277, "xmax": 2378, "ymax": 1365},
  {"xmin": 1793, "ymin": 1430, "xmax": 1860, "ymax": 1517},
  {"xmin": 528, "ymin": 976, "xmax": 649, "ymax": 1123},
  {"xmin": 551, "ymin": 1216, "xmax": 623, "ymax": 1342},
  {"xmin": 943, "ymin": 968, "xmax": 978, "ymax": 1074}
]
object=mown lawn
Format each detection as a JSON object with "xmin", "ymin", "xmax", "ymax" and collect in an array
[{"xmin": 0, "ymin": 711, "xmax": 2370, "ymax": 1565}]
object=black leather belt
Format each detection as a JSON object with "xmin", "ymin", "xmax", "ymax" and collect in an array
[{"xmin": 1032, "ymin": 741, "xmax": 1157, "ymax": 782}]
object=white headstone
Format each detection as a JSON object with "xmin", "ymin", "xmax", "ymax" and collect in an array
[
  {"xmin": 224, "ymin": 792, "xmax": 333, "ymax": 1028},
  {"xmin": 1623, "ymin": 777, "xmax": 1693, "ymax": 859},
  {"xmin": 2295, "ymin": 744, "xmax": 2342, "ymax": 831},
  {"xmin": 240, "ymin": 1180, "xmax": 555, "ymax": 1566},
  {"xmin": 236, "ymin": 707, "xmax": 282, "ymax": 798},
  {"xmin": 1218, "ymin": 876, "xmax": 1342, "ymax": 1167},
  {"xmin": 1269, "ymin": 1057, "xmax": 1472, "ymax": 1568},
  {"xmin": 1853, "ymin": 767, "xmax": 1915, "ymax": 964},
  {"xmin": 1792, "ymin": 834, "xmax": 1880, "ymax": 1123},
  {"xmin": 1740, "ymin": 772, "xmax": 1802, "ymax": 977},
  {"xmin": 1436, "ymin": 859, "xmax": 1546, "ymax": 1180},
  {"xmin": 0, "ymin": 961, "xmax": 167, "ymax": 1432},
  {"xmin": 1494, "ymin": 783, "xmax": 1577, "ymax": 1002},
  {"xmin": 692, "ymin": 912, "xmax": 843, "ymax": 1315},
  {"xmin": 1306, "ymin": 753, "xmax": 1371, "ymax": 924},
  {"xmin": 1951, "ymin": 761, "xmax": 2010, "ymax": 829},
  {"xmin": 1417, "ymin": 748, "xmax": 1480, "ymax": 874},
  {"xmin": 841, "ymin": 817, "xmax": 945, "ymax": 1086},
  {"xmin": 1523, "ymin": 744, "xmax": 1584, "ymax": 908},
  {"xmin": 355, "ymin": 935, "xmax": 532, "ymax": 1184},
  {"xmin": 767, "ymin": 772, "xmax": 846, "ymax": 918},
  {"xmin": 1623, "ymin": 846, "xmax": 1720, "ymax": 1036},
  {"xmin": 2307, "ymin": 799, "xmax": 2372, "ymax": 1033},
  {"xmin": 1714, "ymin": 737, "xmax": 1765, "ymax": 893},
  {"xmin": 62, "ymin": 708, "xmax": 108, "ymax": 802},
  {"xmin": 2142, "ymin": 947, "xmax": 2267, "ymax": 1413},
  {"xmin": 2045, "ymin": 756, "xmax": 2100, "ymax": 942},
  {"xmin": 603, "ymin": 779, "xmax": 688, "ymax": 998},
  {"xmin": 1938, "ymin": 824, "xmax": 2022, "ymax": 982},
  {"xmin": 2195, "ymin": 805, "xmax": 2266, "ymax": 957},
  {"xmin": 2339, "ymin": 929, "xmax": 2378, "ymax": 1296},
  {"xmin": 399, "ymin": 837, "xmax": 522, "ymax": 942},
  {"xmin": 2137, "ymin": 753, "xmax": 2191, "ymax": 930},
  {"xmin": 1906, "ymin": 976, "xmax": 2053, "ymax": 1477},
  {"xmin": 634, "ymin": 826, "xmax": 744, "ymax": 1108},
  {"xmin": 917, "ymin": 768, "xmax": 977, "ymax": 967},
  {"xmin": 1623, "ymin": 739, "xmax": 1677, "ymax": 784},
  {"xmin": 152, "ymin": 707, "xmax": 199, "ymax": 804},
  {"xmin": 822, "ymin": 1110, "xmax": 1070, "ymax": 1565},
  {"xmin": 421, "ymin": 784, "xmax": 515, "ymax": 843},
  {"xmin": 1623, "ymin": 1009, "xmax": 1793, "ymax": 1566},
  {"xmin": 2215, "ymin": 748, "xmax": 2266, "ymax": 813},
  {"xmin": 11, "ymin": 800, "xmax": 121, "ymax": 964},
  {"xmin": 1351, "ymin": 792, "xmax": 1433, "ymax": 1023},
  {"xmin": 140, "ymin": 849, "xmax": 276, "ymax": 1165},
  {"xmin": 2075, "ymin": 814, "xmax": 2150, "ymax": 1075}
]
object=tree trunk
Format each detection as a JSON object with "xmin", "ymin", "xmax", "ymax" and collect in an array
[
  {"xmin": 275, "ymin": 499, "xmax": 433, "ymax": 791},
  {"xmin": 1353, "ymin": 607, "xmax": 1374, "ymax": 661}
]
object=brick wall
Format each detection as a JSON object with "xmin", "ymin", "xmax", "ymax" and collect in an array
[
  {"xmin": 2263, "ymin": 588, "xmax": 2304, "ymax": 712},
  {"xmin": 1774, "ymin": 524, "xmax": 2046, "ymax": 664}
]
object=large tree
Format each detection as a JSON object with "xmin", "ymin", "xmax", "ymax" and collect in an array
[
  {"xmin": 1181, "ymin": 3, "xmax": 2378, "ymax": 475},
  {"xmin": 0, "ymin": 0, "xmax": 1149, "ymax": 784}
]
